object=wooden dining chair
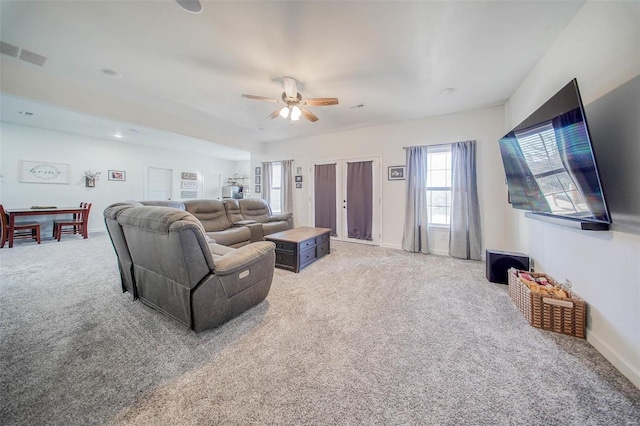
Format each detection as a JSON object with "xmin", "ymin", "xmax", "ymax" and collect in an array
[
  {"xmin": 53, "ymin": 202, "xmax": 92, "ymax": 241},
  {"xmin": 0, "ymin": 205, "xmax": 41, "ymax": 248}
]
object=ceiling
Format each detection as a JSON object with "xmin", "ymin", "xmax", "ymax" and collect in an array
[{"xmin": 0, "ymin": 1, "xmax": 586, "ymax": 158}]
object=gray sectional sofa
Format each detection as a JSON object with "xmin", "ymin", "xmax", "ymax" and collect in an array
[
  {"xmin": 103, "ymin": 197, "xmax": 290, "ymax": 332},
  {"xmin": 183, "ymin": 198, "xmax": 293, "ymax": 247}
]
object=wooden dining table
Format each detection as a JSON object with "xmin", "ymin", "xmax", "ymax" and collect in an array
[{"xmin": 5, "ymin": 206, "xmax": 89, "ymax": 248}]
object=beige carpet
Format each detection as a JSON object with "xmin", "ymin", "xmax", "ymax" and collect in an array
[{"xmin": 1, "ymin": 233, "xmax": 639, "ymax": 425}]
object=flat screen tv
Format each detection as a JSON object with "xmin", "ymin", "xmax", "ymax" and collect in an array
[{"xmin": 499, "ymin": 79, "xmax": 611, "ymax": 230}]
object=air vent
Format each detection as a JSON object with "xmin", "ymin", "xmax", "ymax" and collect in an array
[
  {"xmin": 0, "ymin": 41, "xmax": 19, "ymax": 58},
  {"xmin": 0, "ymin": 41, "xmax": 47, "ymax": 66},
  {"xmin": 19, "ymin": 49, "xmax": 47, "ymax": 66}
]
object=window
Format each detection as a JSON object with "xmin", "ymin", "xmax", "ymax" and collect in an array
[
  {"xmin": 426, "ymin": 147, "xmax": 452, "ymax": 226},
  {"xmin": 270, "ymin": 162, "xmax": 282, "ymax": 214}
]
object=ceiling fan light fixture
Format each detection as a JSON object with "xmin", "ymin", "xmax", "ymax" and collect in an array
[
  {"xmin": 279, "ymin": 107, "xmax": 289, "ymax": 118},
  {"xmin": 290, "ymin": 106, "xmax": 302, "ymax": 121}
]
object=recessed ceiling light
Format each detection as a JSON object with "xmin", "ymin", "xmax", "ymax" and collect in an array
[
  {"xmin": 113, "ymin": 133, "xmax": 123, "ymax": 138},
  {"xmin": 441, "ymin": 88, "xmax": 455, "ymax": 95},
  {"xmin": 176, "ymin": 0, "xmax": 202, "ymax": 13},
  {"xmin": 349, "ymin": 104, "xmax": 365, "ymax": 109},
  {"xmin": 101, "ymin": 68, "xmax": 122, "ymax": 77},
  {"xmin": 19, "ymin": 111, "xmax": 35, "ymax": 116},
  {"xmin": 129, "ymin": 128, "xmax": 140, "ymax": 133}
]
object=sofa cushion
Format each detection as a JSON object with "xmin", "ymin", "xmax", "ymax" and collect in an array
[
  {"xmin": 223, "ymin": 199, "xmax": 245, "ymax": 224},
  {"xmin": 184, "ymin": 199, "xmax": 232, "ymax": 232},
  {"xmin": 238, "ymin": 198, "xmax": 271, "ymax": 223}
]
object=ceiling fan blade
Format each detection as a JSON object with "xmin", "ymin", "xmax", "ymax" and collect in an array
[
  {"xmin": 267, "ymin": 109, "xmax": 282, "ymax": 119},
  {"xmin": 241, "ymin": 94, "xmax": 282, "ymax": 103},
  {"xmin": 300, "ymin": 106, "xmax": 319, "ymax": 122},
  {"xmin": 300, "ymin": 97, "xmax": 339, "ymax": 106},
  {"xmin": 283, "ymin": 76, "xmax": 298, "ymax": 100}
]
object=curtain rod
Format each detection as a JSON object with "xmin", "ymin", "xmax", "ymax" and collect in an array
[{"xmin": 402, "ymin": 142, "xmax": 453, "ymax": 149}]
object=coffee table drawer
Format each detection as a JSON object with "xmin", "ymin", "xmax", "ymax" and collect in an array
[
  {"xmin": 316, "ymin": 233, "xmax": 330, "ymax": 245},
  {"xmin": 299, "ymin": 237, "xmax": 316, "ymax": 251},
  {"xmin": 316, "ymin": 241, "xmax": 329, "ymax": 258},
  {"xmin": 299, "ymin": 246, "xmax": 317, "ymax": 266},
  {"xmin": 275, "ymin": 251, "xmax": 296, "ymax": 270},
  {"xmin": 274, "ymin": 241, "xmax": 296, "ymax": 252}
]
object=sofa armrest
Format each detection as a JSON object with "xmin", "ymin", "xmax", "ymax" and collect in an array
[
  {"xmin": 246, "ymin": 222, "xmax": 265, "ymax": 242},
  {"xmin": 213, "ymin": 241, "xmax": 275, "ymax": 276},
  {"xmin": 269, "ymin": 213, "xmax": 292, "ymax": 222}
]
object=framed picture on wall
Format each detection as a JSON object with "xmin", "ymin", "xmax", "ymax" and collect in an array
[
  {"xmin": 108, "ymin": 170, "xmax": 126, "ymax": 181},
  {"xmin": 255, "ymin": 185, "xmax": 261, "ymax": 194},
  {"xmin": 255, "ymin": 167, "xmax": 261, "ymax": 176},
  {"xmin": 20, "ymin": 160, "xmax": 69, "ymax": 184},
  {"xmin": 388, "ymin": 166, "xmax": 406, "ymax": 181},
  {"xmin": 181, "ymin": 191, "xmax": 198, "ymax": 199},
  {"xmin": 295, "ymin": 175, "xmax": 303, "ymax": 183},
  {"xmin": 181, "ymin": 172, "xmax": 197, "ymax": 180},
  {"xmin": 181, "ymin": 180, "xmax": 197, "ymax": 189},
  {"xmin": 255, "ymin": 175, "xmax": 261, "ymax": 185},
  {"xmin": 296, "ymin": 183, "xmax": 302, "ymax": 189}
]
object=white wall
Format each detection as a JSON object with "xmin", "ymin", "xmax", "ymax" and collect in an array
[
  {"xmin": 256, "ymin": 105, "xmax": 508, "ymax": 254},
  {"xmin": 505, "ymin": 2, "xmax": 640, "ymax": 387},
  {"xmin": 0, "ymin": 123, "xmax": 248, "ymax": 235}
]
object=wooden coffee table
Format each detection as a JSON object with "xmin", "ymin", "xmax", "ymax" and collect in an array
[{"xmin": 265, "ymin": 227, "xmax": 331, "ymax": 273}]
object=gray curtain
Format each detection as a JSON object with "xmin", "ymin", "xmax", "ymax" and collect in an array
[
  {"xmin": 261, "ymin": 162, "xmax": 272, "ymax": 205},
  {"xmin": 281, "ymin": 160, "xmax": 294, "ymax": 214},
  {"xmin": 346, "ymin": 161, "xmax": 373, "ymax": 240},
  {"xmin": 314, "ymin": 164, "xmax": 337, "ymax": 236},
  {"xmin": 401, "ymin": 146, "xmax": 429, "ymax": 254},
  {"xmin": 449, "ymin": 140, "xmax": 482, "ymax": 260}
]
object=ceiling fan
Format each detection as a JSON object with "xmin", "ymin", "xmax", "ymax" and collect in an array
[{"xmin": 241, "ymin": 76, "xmax": 338, "ymax": 122}]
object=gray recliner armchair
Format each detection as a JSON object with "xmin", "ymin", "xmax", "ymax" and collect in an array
[{"xmin": 104, "ymin": 204, "xmax": 275, "ymax": 332}]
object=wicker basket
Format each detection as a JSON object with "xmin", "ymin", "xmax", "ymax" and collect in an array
[{"xmin": 508, "ymin": 268, "xmax": 586, "ymax": 338}]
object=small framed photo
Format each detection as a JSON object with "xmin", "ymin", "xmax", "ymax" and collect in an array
[
  {"xmin": 255, "ymin": 175, "xmax": 261, "ymax": 185},
  {"xmin": 296, "ymin": 183, "xmax": 302, "ymax": 189},
  {"xmin": 296, "ymin": 167, "xmax": 302, "ymax": 175},
  {"xmin": 181, "ymin": 190, "xmax": 197, "ymax": 199},
  {"xmin": 255, "ymin": 167, "xmax": 261, "ymax": 176},
  {"xmin": 388, "ymin": 166, "xmax": 406, "ymax": 181},
  {"xmin": 295, "ymin": 175, "xmax": 303, "ymax": 183},
  {"xmin": 108, "ymin": 170, "xmax": 126, "ymax": 181},
  {"xmin": 255, "ymin": 185, "xmax": 261, "ymax": 194},
  {"xmin": 181, "ymin": 172, "xmax": 197, "ymax": 180}
]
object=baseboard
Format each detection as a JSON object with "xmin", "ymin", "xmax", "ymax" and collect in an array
[
  {"xmin": 587, "ymin": 331, "xmax": 640, "ymax": 389},
  {"xmin": 380, "ymin": 243, "xmax": 402, "ymax": 250},
  {"xmin": 380, "ymin": 243, "xmax": 450, "ymax": 257}
]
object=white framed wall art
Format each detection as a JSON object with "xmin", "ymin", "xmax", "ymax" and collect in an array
[{"xmin": 20, "ymin": 160, "xmax": 69, "ymax": 184}]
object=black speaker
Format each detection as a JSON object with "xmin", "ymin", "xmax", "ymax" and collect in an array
[{"xmin": 486, "ymin": 249, "xmax": 530, "ymax": 284}]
